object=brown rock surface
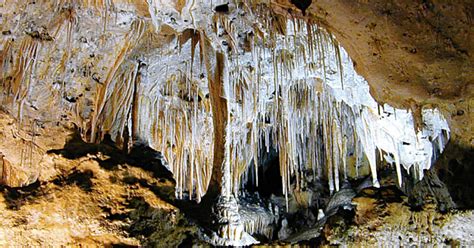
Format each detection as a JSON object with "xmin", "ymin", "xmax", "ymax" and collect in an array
[
  {"xmin": 0, "ymin": 111, "xmax": 69, "ymax": 187},
  {"xmin": 0, "ymin": 125, "xmax": 199, "ymax": 246}
]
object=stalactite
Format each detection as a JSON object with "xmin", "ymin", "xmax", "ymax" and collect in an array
[
  {"xmin": 89, "ymin": 19, "xmax": 145, "ymax": 142},
  {"xmin": 4, "ymin": 38, "xmax": 40, "ymax": 124},
  {"xmin": 0, "ymin": 3, "xmax": 455, "ymax": 245},
  {"xmin": 1, "ymin": 0, "xmax": 447, "ymax": 209}
]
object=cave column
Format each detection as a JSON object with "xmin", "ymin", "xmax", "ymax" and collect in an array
[
  {"xmin": 206, "ymin": 50, "xmax": 230, "ymax": 197},
  {"xmin": 201, "ymin": 34, "xmax": 246, "ymax": 243}
]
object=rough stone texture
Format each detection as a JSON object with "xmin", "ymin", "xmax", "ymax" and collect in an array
[
  {"xmin": 434, "ymin": 141, "xmax": 474, "ymax": 209},
  {"xmin": 0, "ymin": 111, "xmax": 69, "ymax": 187},
  {"xmin": 409, "ymin": 168, "xmax": 456, "ymax": 212},
  {"xmin": 0, "ymin": 122, "xmax": 200, "ymax": 246},
  {"xmin": 333, "ymin": 197, "xmax": 474, "ymax": 246}
]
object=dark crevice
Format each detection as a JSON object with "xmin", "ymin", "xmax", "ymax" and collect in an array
[
  {"xmin": 48, "ymin": 131, "xmax": 175, "ymax": 181},
  {"xmin": 290, "ymin": 0, "xmax": 312, "ymax": 15},
  {"xmin": 433, "ymin": 141, "xmax": 474, "ymax": 209},
  {"xmin": 1, "ymin": 167, "xmax": 98, "ymax": 210},
  {"xmin": 0, "ymin": 180, "xmax": 44, "ymax": 210},
  {"xmin": 245, "ymin": 147, "xmax": 283, "ymax": 198},
  {"xmin": 52, "ymin": 169, "xmax": 94, "ymax": 192}
]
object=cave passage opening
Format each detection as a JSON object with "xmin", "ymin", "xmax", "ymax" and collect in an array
[{"xmin": 245, "ymin": 146, "xmax": 283, "ymax": 198}]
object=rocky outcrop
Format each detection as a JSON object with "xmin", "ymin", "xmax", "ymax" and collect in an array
[
  {"xmin": 0, "ymin": 111, "xmax": 69, "ymax": 187},
  {"xmin": 433, "ymin": 141, "xmax": 474, "ymax": 209},
  {"xmin": 0, "ymin": 137, "xmax": 199, "ymax": 246},
  {"xmin": 409, "ymin": 169, "xmax": 456, "ymax": 212}
]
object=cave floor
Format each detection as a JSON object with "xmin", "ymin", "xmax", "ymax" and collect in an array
[
  {"xmin": 0, "ymin": 119, "xmax": 472, "ymax": 246},
  {"xmin": 0, "ymin": 150, "xmax": 472, "ymax": 247},
  {"xmin": 0, "ymin": 151, "xmax": 199, "ymax": 247}
]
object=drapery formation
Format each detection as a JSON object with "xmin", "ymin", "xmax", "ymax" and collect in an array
[{"xmin": 0, "ymin": 0, "xmax": 449, "ymax": 204}]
